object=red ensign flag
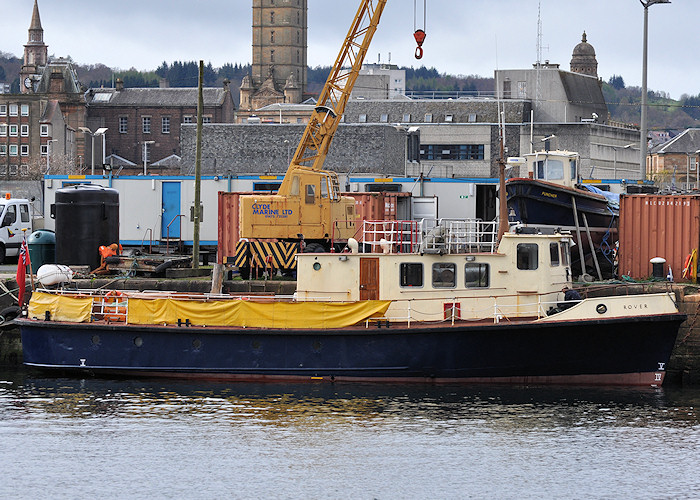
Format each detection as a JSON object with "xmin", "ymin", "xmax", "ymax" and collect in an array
[{"xmin": 16, "ymin": 232, "xmax": 31, "ymax": 306}]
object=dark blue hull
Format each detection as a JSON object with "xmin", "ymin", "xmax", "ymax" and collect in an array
[
  {"xmin": 17, "ymin": 313, "xmax": 684, "ymax": 386},
  {"xmin": 506, "ymin": 179, "xmax": 617, "ymax": 231}
]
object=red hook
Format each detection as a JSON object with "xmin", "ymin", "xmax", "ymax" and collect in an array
[{"xmin": 413, "ymin": 29, "xmax": 426, "ymax": 59}]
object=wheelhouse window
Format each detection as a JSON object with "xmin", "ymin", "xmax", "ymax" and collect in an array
[
  {"xmin": 432, "ymin": 263, "xmax": 456, "ymax": 288},
  {"xmin": 550, "ymin": 242, "xmax": 560, "ymax": 266},
  {"xmin": 536, "ymin": 159, "xmax": 564, "ymax": 181},
  {"xmin": 517, "ymin": 243, "xmax": 538, "ymax": 270},
  {"xmin": 400, "ymin": 263, "xmax": 423, "ymax": 287},
  {"xmin": 464, "ymin": 263, "xmax": 489, "ymax": 288}
]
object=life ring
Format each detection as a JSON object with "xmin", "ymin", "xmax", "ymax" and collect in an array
[{"xmin": 103, "ymin": 290, "xmax": 126, "ymax": 322}]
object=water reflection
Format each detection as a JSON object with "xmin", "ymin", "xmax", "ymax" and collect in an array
[
  {"xmin": 2, "ymin": 368, "xmax": 700, "ymax": 499},
  {"xmin": 2, "ymin": 368, "xmax": 699, "ymax": 430}
]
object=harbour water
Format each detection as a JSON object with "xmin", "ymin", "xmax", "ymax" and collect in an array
[{"xmin": 1, "ymin": 368, "xmax": 699, "ymax": 499}]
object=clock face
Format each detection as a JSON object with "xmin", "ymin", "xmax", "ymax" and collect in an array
[{"xmin": 24, "ymin": 77, "xmax": 32, "ymax": 90}]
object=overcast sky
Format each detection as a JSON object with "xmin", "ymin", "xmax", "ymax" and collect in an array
[{"xmin": 2, "ymin": 0, "xmax": 694, "ymax": 99}]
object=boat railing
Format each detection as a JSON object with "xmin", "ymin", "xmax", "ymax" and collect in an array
[
  {"xmin": 358, "ymin": 218, "xmax": 500, "ymax": 255},
  {"xmin": 358, "ymin": 220, "xmax": 422, "ymax": 253},
  {"xmin": 419, "ymin": 218, "xmax": 500, "ymax": 254}
]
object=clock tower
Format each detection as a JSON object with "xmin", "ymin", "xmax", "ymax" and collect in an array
[{"xmin": 20, "ymin": 0, "xmax": 48, "ymax": 93}]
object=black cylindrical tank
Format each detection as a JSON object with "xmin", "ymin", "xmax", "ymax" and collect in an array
[{"xmin": 54, "ymin": 185, "xmax": 119, "ymax": 271}]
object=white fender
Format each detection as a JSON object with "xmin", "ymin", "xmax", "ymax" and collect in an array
[{"xmin": 36, "ymin": 264, "xmax": 73, "ymax": 286}]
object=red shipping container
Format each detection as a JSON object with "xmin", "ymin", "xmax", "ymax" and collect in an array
[{"xmin": 618, "ymin": 194, "xmax": 700, "ymax": 280}]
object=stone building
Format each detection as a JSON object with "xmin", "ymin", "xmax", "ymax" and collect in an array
[
  {"xmin": 1, "ymin": 1, "xmax": 84, "ymax": 181},
  {"xmin": 180, "ymin": 123, "xmax": 408, "ymax": 177},
  {"xmin": 239, "ymin": 0, "xmax": 308, "ymax": 117},
  {"xmin": 648, "ymin": 128, "xmax": 700, "ymax": 190}
]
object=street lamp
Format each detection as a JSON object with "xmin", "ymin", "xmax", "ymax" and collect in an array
[
  {"xmin": 78, "ymin": 126, "xmax": 108, "ymax": 175},
  {"xmin": 143, "ymin": 140, "xmax": 155, "ymax": 175},
  {"xmin": 639, "ymin": 0, "xmax": 671, "ymax": 180},
  {"xmin": 613, "ymin": 143, "xmax": 637, "ymax": 179},
  {"xmin": 283, "ymin": 139, "xmax": 291, "ymax": 166}
]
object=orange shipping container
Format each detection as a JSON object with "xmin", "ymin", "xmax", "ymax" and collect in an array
[{"xmin": 618, "ymin": 194, "xmax": 700, "ymax": 280}]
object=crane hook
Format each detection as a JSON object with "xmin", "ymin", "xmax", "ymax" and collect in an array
[{"xmin": 413, "ymin": 29, "xmax": 426, "ymax": 59}]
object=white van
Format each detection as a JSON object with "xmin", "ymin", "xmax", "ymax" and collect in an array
[{"xmin": 0, "ymin": 198, "xmax": 33, "ymax": 263}]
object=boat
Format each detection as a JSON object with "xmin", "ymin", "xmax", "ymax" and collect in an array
[
  {"xmin": 16, "ymin": 219, "xmax": 685, "ymax": 386},
  {"xmin": 505, "ymin": 150, "xmax": 619, "ymax": 277}
]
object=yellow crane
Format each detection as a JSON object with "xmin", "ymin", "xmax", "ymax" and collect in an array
[{"xmin": 238, "ymin": 0, "xmax": 388, "ymax": 253}]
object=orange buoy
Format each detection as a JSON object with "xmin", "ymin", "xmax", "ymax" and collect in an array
[{"xmin": 103, "ymin": 290, "xmax": 126, "ymax": 322}]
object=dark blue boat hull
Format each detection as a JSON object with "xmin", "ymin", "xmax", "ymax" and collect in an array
[
  {"xmin": 18, "ymin": 313, "xmax": 684, "ymax": 386},
  {"xmin": 506, "ymin": 179, "xmax": 617, "ymax": 231}
]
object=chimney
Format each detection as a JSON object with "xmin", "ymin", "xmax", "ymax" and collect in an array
[{"xmin": 115, "ymin": 78, "xmax": 124, "ymax": 91}]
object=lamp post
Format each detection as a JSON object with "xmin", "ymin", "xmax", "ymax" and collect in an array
[
  {"xmin": 639, "ymin": 0, "xmax": 671, "ymax": 180},
  {"xmin": 612, "ymin": 143, "xmax": 637, "ymax": 179},
  {"xmin": 78, "ymin": 126, "xmax": 108, "ymax": 175},
  {"xmin": 143, "ymin": 140, "xmax": 155, "ymax": 175}
]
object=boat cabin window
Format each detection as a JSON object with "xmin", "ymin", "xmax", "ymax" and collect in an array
[
  {"xmin": 400, "ymin": 263, "xmax": 423, "ymax": 287},
  {"xmin": 464, "ymin": 263, "xmax": 489, "ymax": 288},
  {"xmin": 570, "ymin": 159, "xmax": 577, "ymax": 180},
  {"xmin": 305, "ymin": 184, "xmax": 315, "ymax": 204},
  {"xmin": 550, "ymin": 243, "xmax": 560, "ymax": 266},
  {"xmin": 536, "ymin": 159, "xmax": 564, "ymax": 181},
  {"xmin": 517, "ymin": 243, "xmax": 538, "ymax": 270},
  {"xmin": 560, "ymin": 241, "xmax": 570, "ymax": 266},
  {"xmin": 432, "ymin": 263, "xmax": 456, "ymax": 288}
]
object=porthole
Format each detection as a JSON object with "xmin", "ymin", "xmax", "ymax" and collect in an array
[
  {"xmin": 91, "ymin": 335, "xmax": 100, "ymax": 345},
  {"xmin": 251, "ymin": 340, "xmax": 261, "ymax": 350},
  {"xmin": 313, "ymin": 262, "xmax": 321, "ymax": 271},
  {"xmin": 192, "ymin": 339, "xmax": 202, "ymax": 350},
  {"xmin": 134, "ymin": 336, "xmax": 143, "ymax": 347},
  {"xmin": 596, "ymin": 304, "xmax": 607, "ymax": 314},
  {"xmin": 312, "ymin": 340, "xmax": 322, "ymax": 352}
]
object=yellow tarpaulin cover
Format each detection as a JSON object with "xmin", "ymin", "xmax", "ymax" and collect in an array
[
  {"xmin": 28, "ymin": 292, "xmax": 93, "ymax": 323},
  {"xmin": 127, "ymin": 298, "xmax": 391, "ymax": 329}
]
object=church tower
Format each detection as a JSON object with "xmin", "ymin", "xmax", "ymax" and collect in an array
[
  {"xmin": 248, "ymin": 0, "xmax": 307, "ymax": 107},
  {"xmin": 20, "ymin": 0, "xmax": 48, "ymax": 93},
  {"xmin": 570, "ymin": 31, "xmax": 598, "ymax": 78}
]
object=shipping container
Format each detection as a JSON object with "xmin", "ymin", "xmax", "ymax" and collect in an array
[{"xmin": 618, "ymin": 194, "xmax": 700, "ymax": 280}]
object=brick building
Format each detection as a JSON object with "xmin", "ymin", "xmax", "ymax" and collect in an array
[{"xmin": 85, "ymin": 80, "xmax": 236, "ymax": 173}]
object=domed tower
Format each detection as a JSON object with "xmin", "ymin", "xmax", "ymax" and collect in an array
[{"xmin": 570, "ymin": 31, "xmax": 598, "ymax": 77}]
